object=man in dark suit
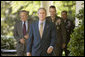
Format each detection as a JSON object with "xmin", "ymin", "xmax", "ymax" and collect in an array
[
  {"xmin": 14, "ymin": 10, "xmax": 32, "ymax": 56},
  {"xmin": 61, "ymin": 11, "xmax": 75, "ymax": 56},
  {"xmin": 27, "ymin": 8, "xmax": 56, "ymax": 56},
  {"xmin": 46, "ymin": 6, "xmax": 66, "ymax": 56}
]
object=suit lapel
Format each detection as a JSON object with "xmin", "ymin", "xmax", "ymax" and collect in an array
[
  {"xmin": 42, "ymin": 20, "xmax": 49, "ymax": 39},
  {"xmin": 27, "ymin": 19, "xmax": 31, "ymax": 31},
  {"xmin": 36, "ymin": 21, "xmax": 41, "ymax": 39},
  {"xmin": 36, "ymin": 20, "xmax": 49, "ymax": 39},
  {"xmin": 27, "ymin": 20, "xmax": 29, "ymax": 33},
  {"xmin": 19, "ymin": 21, "xmax": 23, "ymax": 36}
]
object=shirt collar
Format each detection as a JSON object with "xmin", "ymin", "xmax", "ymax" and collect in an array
[
  {"xmin": 22, "ymin": 20, "xmax": 28, "ymax": 24},
  {"xmin": 39, "ymin": 19, "xmax": 46, "ymax": 25}
]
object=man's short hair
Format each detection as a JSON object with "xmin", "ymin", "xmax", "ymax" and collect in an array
[
  {"xmin": 49, "ymin": 5, "xmax": 56, "ymax": 11},
  {"xmin": 38, "ymin": 8, "xmax": 47, "ymax": 14},
  {"xmin": 61, "ymin": 11, "xmax": 67, "ymax": 15},
  {"xmin": 19, "ymin": 10, "xmax": 29, "ymax": 15}
]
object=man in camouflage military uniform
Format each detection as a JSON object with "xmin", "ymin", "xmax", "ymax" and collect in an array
[
  {"xmin": 46, "ymin": 6, "xmax": 66, "ymax": 56},
  {"xmin": 61, "ymin": 11, "xmax": 75, "ymax": 56}
]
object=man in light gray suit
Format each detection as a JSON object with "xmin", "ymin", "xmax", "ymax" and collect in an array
[{"xmin": 14, "ymin": 10, "xmax": 32, "ymax": 56}]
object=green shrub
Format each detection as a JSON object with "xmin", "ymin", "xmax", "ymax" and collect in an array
[
  {"xmin": 68, "ymin": 6, "xmax": 84, "ymax": 56},
  {"xmin": 1, "ymin": 36, "xmax": 16, "ymax": 49}
]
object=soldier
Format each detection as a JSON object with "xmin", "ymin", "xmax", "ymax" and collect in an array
[
  {"xmin": 46, "ymin": 5, "xmax": 66, "ymax": 56},
  {"xmin": 61, "ymin": 11, "xmax": 75, "ymax": 56}
]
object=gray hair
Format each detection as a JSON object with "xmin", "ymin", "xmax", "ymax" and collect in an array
[{"xmin": 19, "ymin": 10, "xmax": 29, "ymax": 15}]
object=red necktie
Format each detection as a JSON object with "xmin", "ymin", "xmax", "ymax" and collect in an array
[{"xmin": 23, "ymin": 21, "xmax": 26, "ymax": 35}]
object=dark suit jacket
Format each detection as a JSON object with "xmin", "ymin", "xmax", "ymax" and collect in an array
[
  {"xmin": 27, "ymin": 19, "xmax": 56, "ymax": 56},
  {"xmin": 14, "ymin": 19, "xmax": 32, "ymax": 52}
]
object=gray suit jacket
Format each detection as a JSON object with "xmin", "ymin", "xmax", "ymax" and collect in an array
[{"xmin": 14, "ymin": 19, "xmax": 32, "ymax": 52}]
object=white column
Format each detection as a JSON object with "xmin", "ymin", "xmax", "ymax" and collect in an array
[
  {"xmin": 75, "ymin": 1, "xmax": 84, "ymax": 27},
  {"xmin": 41, "ymin": 1, "xmax": 53, "ymax": 16}
]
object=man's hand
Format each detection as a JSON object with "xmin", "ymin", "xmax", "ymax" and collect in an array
[
  {"xmin": 47, "ymin": 46, "xmax": 53, "ymax": 54},
  {"xmin": 57, "ymin": 19, "xmax": 61, "ymax": 24},
  {"xmin": 20, "ymin": 38, "xmax": 25, "ymax": 44},
  {"xmin": 27, "ymin": 52, "xmax": 31, "ymax": 56},
  {"xmin": 24, "ymin": 34, "xmax": 29, "ymax": 39}
]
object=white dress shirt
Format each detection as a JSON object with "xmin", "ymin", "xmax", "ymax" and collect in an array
[
  {"xmin": 38, "ymin": 19, "xmax": 46, "ymax": 31},
  {"xmin": 38, "ymin": 19, "xmax": 53, "ymax": 49},
  {"xmin": 22, "ymin": 21, "xmax": 28, "ymax": 32}
]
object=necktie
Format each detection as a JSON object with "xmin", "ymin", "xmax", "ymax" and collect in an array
[
  {"xmin": 23, "ymin": 21, "xmax": 26, "ymax": 35},
  {"xmin": 39, "ymin": 22, "xmax": 43, "ymax": 38}
]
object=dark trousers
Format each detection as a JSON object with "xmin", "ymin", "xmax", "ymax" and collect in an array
[
  {"xmin": 40, "ymin": 51, "xmax": 54, "ymax": 56},
  {"xmin": 62, "ymin": 45, "xmax": 70, "ymax": 56},
  {"xmin": 17, "ymin": 50, "xmax": 26, "ymax": 56},
  {"xmin": 53, "ymin": 47, "xmax": 62, "ymax": 56}
]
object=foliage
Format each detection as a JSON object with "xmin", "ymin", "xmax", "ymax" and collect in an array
[
  {"xmin": 53, "ymin": 1, "xmax": 76, "ymax": 21},
  {"xmin": 68, "ymin": 5, "xmax": 84, "ymax": 56},
  {"xmin": 11, "ymin": 1, "xmax": 40, "ymax": 15},
  {"xmin": 1, "ymin": 36, "xmax": 16, "ymax": 49}
]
